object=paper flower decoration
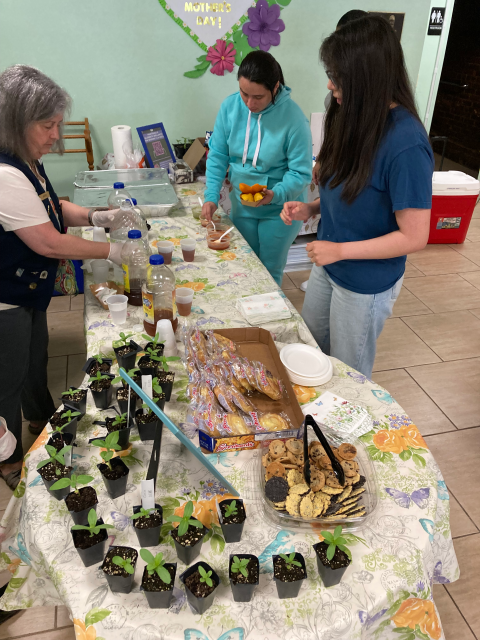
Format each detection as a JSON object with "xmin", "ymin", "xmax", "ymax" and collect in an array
[
  {"xmin": 242, "ymin": 0, "xmax": 285, "ymax": 51},
  {"xmin": 206, "ymin": 39, "xmax": 236, "ymax": 76}
]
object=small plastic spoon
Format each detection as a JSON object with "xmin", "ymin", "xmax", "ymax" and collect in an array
[{"xmin": 218, "ymin": 226, "xmax": 234, "ymax": 242}]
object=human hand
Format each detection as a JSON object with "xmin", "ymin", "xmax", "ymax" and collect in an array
[
  {"xmin": 281, "ymin": 201, "xmax": 312, "ymax": 225},
  {"xmin": 306, "ymin": 240, "xmax": 342, "ymax": 266},
  {"xmin": 92, "ymin": 208, "xmax": 125, "ymax": 229},
  {"xmin": 257, "ymin": 189, "xmax": 274, "ymax": 206},
  {"xmin": 312, "ymin": 160, "xmax": 321, "ymax": 186},
  {"xmin": 202, "ymin": 201, "xmax": 217, "ymax": 222},
  {"xmin": 107, "ymin": 242, "xmax": 125, "ymax": 266}
]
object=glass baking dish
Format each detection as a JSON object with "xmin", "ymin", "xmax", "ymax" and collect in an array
[{"xmin": 256, "ymin": 425, "xmax": 378, "ymax": 532}]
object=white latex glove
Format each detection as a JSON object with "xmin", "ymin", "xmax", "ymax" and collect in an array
[
  {"xmin": 107, "ymin": 242, "xmax": 124, "ymax": 266},
  {"xmin": 91, "ymin": 208, "xmax": 124, "ymax": 229}
]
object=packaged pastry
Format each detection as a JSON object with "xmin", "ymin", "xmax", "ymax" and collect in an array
[
  {"xmin": 258, "ymin": 411, "xmax": 290, "ymax": 431},
  {"xmin": 212, "ymin": 332, "xmax": 236, "ymax": 353},
  {"xmin": 213, "ymin": 383, "xmax": 238, "ymax": 413},
  {"xmin": 229, "ymin": 385, "xmax": 256, "ymax": 413},
  {"xmin": 253, "ymin": 361, "xmax": 283, "ymax": 401},
  {"xmin": 190, "ymin": 328, "xmax": 208, "ymax": 366},
  {"xmin": 195, "ymin": 401, "xmax": 227, "ymax": 437},
  {"xmin": 230, "ymin": 358, "xmax": 255, "ymax": 393},
  {"xmin": 221, "ymin": 412, "xmax": 252, "ymax": 436}
]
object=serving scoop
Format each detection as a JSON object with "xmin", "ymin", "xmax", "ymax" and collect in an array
[{"xmin": 303, "ymin": 414, "xmax": 345, "ymax": 487}]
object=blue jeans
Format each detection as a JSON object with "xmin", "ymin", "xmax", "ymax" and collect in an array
[{"xmin": 302, "ymin": 266, "xmax": 403, "ymax": 378}]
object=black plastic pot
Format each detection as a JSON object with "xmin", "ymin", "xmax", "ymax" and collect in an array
[
  {"xmin": 106, "ymin": 425, "xmax": 131, "ymax": 451},
  {"xmin": 273, "ymin": 553, "xmax": 307, "ymax": 599},
  {"xmin": 180, "ymin": 561, "xmax": 219, "ymax": 614},
  {"xmin": 135, "ymin": 408, "xmax": 163, "ymax": 442},
  {"xmin": 138, "ymin": 356, "xmax": 158, "ymax": 377},
  {"xmin": 102, "ymin": 547, "xmax": 138, "ymax": 593},
  {"xmin": 132, "ymin": 504, "xmax": 162, "ymax": 547},
  {"xmin": 61, "ymin": 387, "xmax": 87, "ymax": 415},
  {"xmin": 142, "ymin": 564, "xmax": 177, "ymax": 608},
  {"xmin": 173, "ymin": 142, "xmax": 193, "ymax": 160},
  {"xmin": 47, "ymin": 432, "xmax": 74, "ymax": 449},
  {"xmin": 83, "ymin": 357, "xmax": 113, "ymax": 375},
  {"xmin": 116, "ymin": 390, "xmax": 137, "ymax": 420},
  {"xmin": 72, "ymin": 519, "xmax": 108, "ymax": 567},
  {"xmin": 229, "ymin": 554, "xmax": 259, "ymax": 602},
  {"xmin": 41, "ymin": 467, "xmax": 72, "ymax": 501},
  {"xmin": 313, "ymin": 542, "xmax": 350, "ymax": 587},
  {"xmin": 171, "ymin": 523, "xmax": 206, "ymax": 565},
  {"xmin": 218, "ymin": 499, "xmax": 246, "ymax": 543},
  {"xmin": 114, "ymin": 340, "xmax": 141, "ymax": 370},
  {"xmin": 157, "ymin": 371, "xmax": 174, "ymax": 402},
  {"xmin": 66, "ymin": 488, "xmax": 98, "ymax": 526},
  {"xmin": 98, "ymin": 458, "xmax": 129, "ymax": 499},
  {"xmin": 89, "ymin": 374, "xmax": 115, "ymax": 410},
  {"xmin": 144, "ymin": 342, "xmax": 165, "ymax": 357}
]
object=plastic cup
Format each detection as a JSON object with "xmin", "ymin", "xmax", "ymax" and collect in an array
[
  {"xmin": 93, "ymin": 226, "xmax": 108, "ymax": 242},
  {"xmin": 157, "ymin": 241, "xmax": 174, "ymax": 265},
  {"xmin": 176, "ymin": 287, "xmax": 194, "ymax": 317},
  {"xmin": 91, "ymin": 259, "xmax": 109, "ymax": 283},
  {"xmin": 180, "ymin": 239, "xmax": 196, "ymax": 262},
  {"xmin": 207, "ymin": 231, "xmax": 230, "ymax": 251},
  {"xmin": 156, "ymin": 319, "xmax": 177, "ymax": 356},
  {"xmin": 106, "ymin": 294, "xmax": 128, "ymax": 325}
]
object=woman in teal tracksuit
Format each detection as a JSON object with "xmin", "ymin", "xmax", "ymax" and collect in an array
[{"xmin": 202, "ymin": 51, "xmax": 312, "ymax": 286}]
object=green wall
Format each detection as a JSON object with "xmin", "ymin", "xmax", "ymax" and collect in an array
[{"xmin": 0, "ymin": 0, "xmax": 433, "ymax": 199}]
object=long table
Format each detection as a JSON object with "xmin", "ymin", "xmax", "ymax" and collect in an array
[{"xmin": 0, "ymin": 182, "xmax": 459, "ymax": 640}]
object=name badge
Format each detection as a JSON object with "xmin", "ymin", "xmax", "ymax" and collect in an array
[{"xmin": 39, "ymin": 192, "xmax": 50, "ymax": 201}]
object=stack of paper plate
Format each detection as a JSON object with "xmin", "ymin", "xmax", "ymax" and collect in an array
[{"xmin": 280, "ymin": 344, "xmax": 333, "ymax": 387}]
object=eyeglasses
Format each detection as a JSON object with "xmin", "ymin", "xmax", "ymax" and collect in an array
[{"xmin": 327, "ymin": 72, "xmax": 337, "ymax": 88}]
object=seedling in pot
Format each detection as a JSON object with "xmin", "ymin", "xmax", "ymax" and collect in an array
[
  {"xmin": 89, "ymin": 371, "xmax": 111, "ymax": 386},
  {"xmin": 113, "ymin": 332, "xmax": 134, "ymax": 348},
  {"xmin": 113, "ymin": 368, "xmax": 140, "ymax": 385},
  {"xmin": 111, "ymin": 413, "xmax": 128, "ymax": 429},
  {"xmin": 61, "ymin": 389, "xmax": 82, "ymax": 399},
  {"xmin": 145, "ymin": 347, "xmax": 163, "ymax": 363},
  {"xmin": 50, "ymin": 409, "xmax": 82, "ymax": 434},
  {"xmin": 37, "ymin": 444, "xmax": 72, "ymax": 476},
  {"xmin": 71, "ymin": 508, "xmax": 115, "ymax": 537},
  {"xmin": 157, "ymin": 355, "xmax": 180, "ymax": 372},
  {"xmin": 131, "ymin": 507, "xmax": 157, "ymax": 522},
  {"xmin": 91, "ymin": 430, "xmax": 121, "ymax": 470},
  {"xmin": 224, "ymin": 500, "xmax": 238, "ymax": 519},
  {"xmin": 50, "ymin": 473, "xmax": 93, "ymax": 493},
  {"xmin": 92, "ymin": 353, "xmax": 105, "ymax": 364},
  {"xmin": 140, "ymin": 550, "xmax": 171, "ymax": 584},
  {"xmin": 279, "ymin": 552, "xmax": 302, "ymax": 571},
  {"xmin": 321, "ymin": 526, "xmax": 352, "ymax": 562},
  {"xmin": 112, "ymin": 555, "xmax": 135, "ymax": 574},
  {"xmin": 152, "ymin": 378, "xmax": 163, "ymax": 395},
  {"xmin": 142, "ymin": 332, "xmax": 165, "ymax": 349},
  {"xmin": 198, "ymin": 565, "xmax": 213, "ymax": 587},
  {"xmin": 230, "ymin": 555, "xmax": 249, "ymax": 578},
  {"xmin": 141, "ymin": 398, "xmax": 159, "ymax": 415},
  {"xmin": 165, "ymin": 500, "xmax": 203, "ymax": 537}
]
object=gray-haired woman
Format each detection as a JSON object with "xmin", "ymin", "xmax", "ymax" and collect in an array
[{"xmin": 0, "ymin": 65, "xmax": 129, "ymax": 490}]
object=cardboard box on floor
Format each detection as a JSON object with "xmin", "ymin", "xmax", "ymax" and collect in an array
[
  {"xmin": 183, "ymin": 137, "xmax": 206, "ymax": 171},
  {"xmin": 198, "ymin": 327, "xmax": 304, "ymax": 454}
]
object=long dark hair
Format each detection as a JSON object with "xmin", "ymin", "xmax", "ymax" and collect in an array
[
  {"xmin": 318, "ymin": 15, "xmax": 422, "ymax": 204},
  {"xmin": 238, "ymin": 51, "xmax": 285, "ymax": 104}
]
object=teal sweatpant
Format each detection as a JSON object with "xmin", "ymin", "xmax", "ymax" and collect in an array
[{"xmin": 230, "ymin": 211, "xmax": 302, "ymax": 286}]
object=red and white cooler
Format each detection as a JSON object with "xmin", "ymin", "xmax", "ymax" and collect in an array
[{"xmin": 428, "ymin": 171, "xmax": 480, "ymax": 244}]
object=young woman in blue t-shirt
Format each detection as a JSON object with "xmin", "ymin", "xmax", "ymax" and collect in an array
[{"xmin": 281, "ymin": 15, "xmax": 434, "ymax": 377}]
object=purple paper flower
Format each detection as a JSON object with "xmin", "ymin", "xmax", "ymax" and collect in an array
[{"xmin": 242, "ymin": 0, "xmax": 285, "ymax": 51}]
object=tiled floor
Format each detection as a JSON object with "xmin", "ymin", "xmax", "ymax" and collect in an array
[{"xmin": 2, "ymin": 199, "xmax": 480, "ymax": 639}]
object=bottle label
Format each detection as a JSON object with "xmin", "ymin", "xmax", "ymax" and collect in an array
[
  {"xmin": 172, "ymin": 289, "xmax": 178, "ymax": 320},
  {"xmin": 122, "ymin": 263, "xmax": 130, "ymax": 292},
  {"xmin": 142, "ymin": 290, "xmax": 154, "ymax": 324}
]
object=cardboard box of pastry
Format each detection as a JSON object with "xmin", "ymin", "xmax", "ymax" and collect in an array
[{"xmin": 199, "ymin": 328, "xmax": 304, "ymax": 454}]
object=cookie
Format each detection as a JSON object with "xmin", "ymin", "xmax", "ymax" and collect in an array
[
  {"xmin": 309, "ymin": 442, "xmax": 326, "ymax": 460},
  {"xmin": 286, "ymin": 439, "xmax": 303, "ymax": 456},
  {"xmin": 265, "ymin": 476, "xmax": 289, "ymax": 503},
  {"xmin": 344, "ymin": 475, "xmax": 355, "ymax": 486},
  {"xmin": 285, "ymin": 494, "xmax": 301, "ymax": 516},
  {"xmin": 273, "ymin": 501, "xmax": 286, "ymax": 510},
  {"xmin": 325, "ymin": 470, "xmax": 343, "ymax": 488},
  {"xmin": 262, "ymin": 453, "xmax": 273, "ymax": 468},
  {"xmin": 336, "ymin": 486, "xmax": 353, "ymax": 503},
  {"xmin": 317, "ymin": 454, "xmax": 333, "ymax": 471},
  {"xmin": 321, "ymin": 486, "xmax": 344, "ymax": 495},
  {"xmin": 352, "ymin": 460, "xmax": 360, "ymax": 472},
  {"xmin": 269, "ymin": 440, "xmax": 286, "ymax": 459},
  {"xmin": 351, "ymin": 487, "xmax": 366, "ymax": 497},
  {"xmin": 289, "ymin": 483, "xmax": 310, "ymax": 495},
  {"xmin": 294, "ymin": 453, "xmax": 305, "ymax": 466},
  {"xmin": 351, "ymin": 473, "xmax": 361, "ymax": 485},
  {"xmin": 323, "ymin": 502, "xmax": 343, "ymax": 516},
  {"xmin": 299, "ymin": 495, "xmax": 314, "ymax": 519},
  {"xmin": 287, "ymin": 469, "xmax": 304, "ymax": 488},
  {"xmin": 310, "ymin": 469, "xmax": 326, "ymax": 492},
  {"xmin": 341, "ymin": 460, "xmax": 357, "ymax": 478},
  {"xmin": 332, "ymin": 447, "xmax": 343, "ymax": 463},
  {"xmin": 338, "ymin": 443, "xmax": 357, "ymax": 460},
  {"xmin": 266, "ymin": 461, "xmax": 286, "ymax": 481}
]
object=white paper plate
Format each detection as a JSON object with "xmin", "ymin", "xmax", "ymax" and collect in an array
[
  {"xmin": 285, "ymin": 360, "xmax": 333, "ymax": 387},
  {"xmin": 280, "ymin": 344, "xmax": 330, "ymax": 378}
]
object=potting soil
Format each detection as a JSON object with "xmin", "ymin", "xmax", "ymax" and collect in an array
[
  {"xmin": 134, "ymin": 510, "xmax": 162, "ymax": 529},
  {"xmin": 65, "ymin": 486, "xmax": 97, "ymax": 512},
  {"xmin": 142, "ymin": 564, "xmax": 176, "ymax": 592},
  {"xmin": 38, "ymin": 462, "xmax": 71, "ymax": 482},
  {"xmin": 220, "ymin": 500, "xmax": 246, "ymax": 525},
  {"xmin": 101, "ymin": 462, "xmax": 128, "ymax": 481},
  {"xmin": 73, "ymin": 528, "xmax": 106, "ymax": 550},
  {"xmin": 273, "ymin": 556, "xmax": 306, "ymax": 583},
  {"xmin": 230, "ymin": 557, "xmax": 258, "ymax": 585},
  {"xmin": 171, "ymin": 522, "xmax": 204, "ymax": 547},
  {"xmin": 315, "ymin": 541, "xmax": 351, "ymax": 570},
  {"xmin": 185, "ymin": 569, "xmax": 217, "ymax": 598},
  {"xmin": 102, "ymin": 546, "xmax": 137, "ymax": 577}
]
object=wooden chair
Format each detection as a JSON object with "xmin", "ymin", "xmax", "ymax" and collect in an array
[{"xmin": 54, "ymin": 118, "xmax": 94, "ymax": 170}]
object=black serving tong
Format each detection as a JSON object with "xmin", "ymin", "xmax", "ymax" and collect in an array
[{"xmin": 303, "ymin": 414, "xmax": 345, "ymax": 487}]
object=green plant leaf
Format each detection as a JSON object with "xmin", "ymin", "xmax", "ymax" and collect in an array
[
  {"xmin": 157, "ymin": 565, "xmax": 172, "ymax": 584},
  {"xmin": 85, "ymin": 608, "xmax": 111, "ymax": 628},
  {"xmin": 183, "ymin": 501, "xmax": 194, "ymax": 519},
  {"xmin": 337, "ymin": 544, "xmax": 352, "ymax": 560},
  {"xmin": 124, "ymin": 562, "xmax": 134, "ymax": 574},
  {"xmin": 333, "ymin": 525, "xmax": 343, "ymax": 539},
  {"xmin": 277, "ymin": 0, "xmax": 291, "ymax": 4},
  {"xmin": 77, "ymin": 474, "xmax": 94, "ymax": 486},
  {"xmin": 140, "ymin": 549, "xmax": 155, "ymax": 564},
  {"xmin": 321, "ymin": 531, "xmax": 334, "ymax": 543},
  {"xmin": 177, "ymin": 519, "xmax": 188, "ymax": 537},
  {"xmin": 326, "ymin": 543, "xmax": 336, "ymax": 561},
  {"xmin": 87, "ymin": 508, "xmax": 97, "ymax": 529},
  {"xmin": 399, "ymin": 449, "xmax": 412, "ymax": 461},
  {"xmin": 49, "ymin": 477, "xmax": 71, "ymax": 491}
]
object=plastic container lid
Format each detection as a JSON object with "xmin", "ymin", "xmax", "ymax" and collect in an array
[
  {"xmin": 127, "ymin": 230, "xmax": 141, "ymax": 239},
  {"xmin": 150, "ymin": 254, "xmax": 164, "ymax": 265},
  {"xmin": 113, "ymin": 182, "xmax": 125, "ymax": 189},
  {"xmin": 433, "ymin": 171, "xmax": 480, "ymax": 196}
]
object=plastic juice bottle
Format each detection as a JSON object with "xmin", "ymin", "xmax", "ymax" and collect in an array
[
  {"xmin": 142, "ymin": 254, "xmax": 178, "ymax": 336},
  {"xmin": 110, "ymin": 199, "xmax": 150, "ymax": 252},
  {"xmin": 107, "ymin": 182, "xmax": 132, "ymax": 209},
  {"xmin": 121, "ymin": 230, "xmax": 149, "ymax": 306}
]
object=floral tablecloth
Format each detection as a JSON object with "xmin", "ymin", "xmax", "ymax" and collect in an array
[{"xmin": 0, "ymin": 183, "xmax": 459, "ymax": 640}]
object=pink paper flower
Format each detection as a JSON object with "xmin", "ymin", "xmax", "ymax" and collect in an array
[{"xmin": 206, "ymin": 39, "xmax": 236, "ymax": 76}]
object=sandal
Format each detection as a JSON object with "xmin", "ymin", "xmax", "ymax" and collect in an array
[
  {"xmin": 28, "ymin": 422, "xmax": 47, "ymax": 436},
  {"xmin": 0, "ymin": 469, "xmax": 21, "ymax": 491}
]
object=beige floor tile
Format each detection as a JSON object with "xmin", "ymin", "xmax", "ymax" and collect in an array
[
  {"xmin": 425, "ymin": 429, "xmax": 480, "ymax": 527},
  {"xmin": 0, "ymin": 606, "xmax": 55, "ymax": 639},
  {"xmin": 449, "ymin": 492, "xmax": 479, "ymax": 539},
  {"xmin": 284, "ymin": 289, "xmax": 305, "ymax": 313},
  {"xmin": 371, "ymin": 369, "xmax": 454, "ymax": 436},
  {"xmin": 281, "ymin": 273, "xmax": 296, "ymax": 290},
  {"xmin": 47, "ymin": 356, "xmax": 68, "ymax": 407},
  {"xmin": 466, "ymin": 219, "xmax": 480, "ymax": 242},
  {"xmin": 449, "ymin": 242, "xmax": 480, "ymax": 267},
  {"xmin": 408, "ymin": 244, "xmax": 479, "ymax": 275},
  {"xmin": 69, "ymin": 293, "xmax": 85, "ymax": 311},
  {"xmin": 22, "ymin": 421, "xmax": 38, "ymax": 455},
  {"xmin": 446, "ymin": 534, "xmax": 480, "ymax": 637},
  {"xmin": 285, "ymin": 269, "xmax": 311, "ymax": 288},
  {"xmin": 407, "ymin": 359, "xmax": 480, "ymax": 429},
  {"xmin": 433, "ymin": 584, "xmax": 476, "ymax": 640},
  {"xmin": 66, "ymin": 354, "xmax": 87, "ymax": 390},
  {"xmin": 56, "ymin": 605, "xmax": 73, "ymax": 627},
  {"xmin": 13, "ymin": 629, "xmax": 76, "ymax": 640},
  {"xmin": 403, "ymin": 310, "xmax": 480, "ymax": 361},
  {"xmin": 47, "ymin": 296, "xmax": 70, "ymax": 313},
  {"xmin": 372, "ymin": 319, "xmax": 441, "ymax": 372},
  {"xmin": 404, "ymin": 274, "xmax": 480, "ymax": 313},
  {"xmin": 460, "ymin": 270, "xmax": 480, "ymax": 290},
  {"xmin": 391, "ymin": 287, "xmax": 432, "ymax": 318},
  {"xmin": 404, "ymin": 261, "xmax": 425, "ymax": 278},
  {"xmin": 47, "ymin": 311, "xmax": 86, "ymax": 357}
]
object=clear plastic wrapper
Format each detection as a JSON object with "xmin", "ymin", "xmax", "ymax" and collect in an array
[
  {"xmin": 252, "ymin": 360, "xmax": 283, "ymax": 401},
  {"xmin": 229, "ymin": 357, "xmax": 255, "ymax": 393},
  {"xmin": 213, "ymin": 382, "xmax": 238, "ymax": 413}
]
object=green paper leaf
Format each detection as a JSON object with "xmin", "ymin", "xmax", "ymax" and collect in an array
[
  {"xmin": 184, "ymin": 68, "xmax": 209, "ymax": 79},
  {"xmin": 278, "ymin": 0, "xmax": 291, "ymax": 4},
  {"xmin": 399, "ymin": 449, "xmax": 412, "ymax": 461},
  {"xmin": 85, "ymin": 608, "xmax": 111, "ymax": 628},
  {"xmin": 233, "ymin": 30, "xmax": 256, "ymax": 67},
  {"xmin": 1, "ymin": 552, "xmax": 10, "ymax": 564}
]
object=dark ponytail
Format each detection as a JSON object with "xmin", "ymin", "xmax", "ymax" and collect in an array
[{"xmin": 237, "ymin": 51, "xmax": 284, "ymax": 103}]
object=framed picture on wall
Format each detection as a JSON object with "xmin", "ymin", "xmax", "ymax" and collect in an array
[
  {"xmin": 368, "ymin": 12, "xmax": 405, "ymax": 40},
  {"xmin": 137, "ymin": 122, "xmax": 175, "ymax": 170}
]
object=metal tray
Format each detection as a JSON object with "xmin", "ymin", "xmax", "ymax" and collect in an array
[
  {"xmin": 257, "ymin": 426, "xmax": 378, "ymax": 532},
  {"xmin": 74, "ymin": 168, "xmax": 169, "ymax": 188}
]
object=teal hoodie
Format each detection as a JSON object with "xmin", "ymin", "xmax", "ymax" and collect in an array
[{"xmin": 204, "ymin": 85, "xmax": 312, "ymax": 218}]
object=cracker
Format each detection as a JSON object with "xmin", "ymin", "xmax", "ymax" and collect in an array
[
  {"xmin": 321, "ymin": 486, "xmax": 343, "ymax": 495},
  {"xmin": 337, "ymin": 486, "xmax": 353, "ymax": 503},
  {"xmin": 287, "ymin": 469, "xmax": 304, "ymax": 488},
  {"xmin": 351, "ymin": 473, "xmax": 361, "ymax": 484},
  {"xmin": 289, "ymin": 483, "xmax": 310, "ymax": 495},
  {"xmin": 285, "ymin": 494, "xmax": 301, "ymax": 515},
  {"xmin": 341, "ymin": 497, "xmax": 360, "ymax": 508},
  {"xmin": 351, "ymin": 487, "xmax": 366, "ymax": 497},
  {"xmin": 299, "ymin": 495, "xmax": 314, "ymax": 519}
]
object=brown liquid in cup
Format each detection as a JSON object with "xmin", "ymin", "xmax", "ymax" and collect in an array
[
  {"xmin": 177, "ymin": 301, "xmax": 192, "ymax": 317},
  {"xmin": 182, "ymin": 249, "xmax": 195, "ymax": 262},
  {"xmin": 143, "ymin": 308, "xmax": 178, "ymax": 336},
  {"xmin": 207, "ymin": 232, "xmax": 230, "ymax": 251},
  {"xmin": 159, "ymin": 251, "xmax": 172, "ymax": 265}
]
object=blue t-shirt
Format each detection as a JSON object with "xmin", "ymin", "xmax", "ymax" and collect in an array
[{"xmin": 317, "ymin": 106, "xmax": 434, "ymax": 294}]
